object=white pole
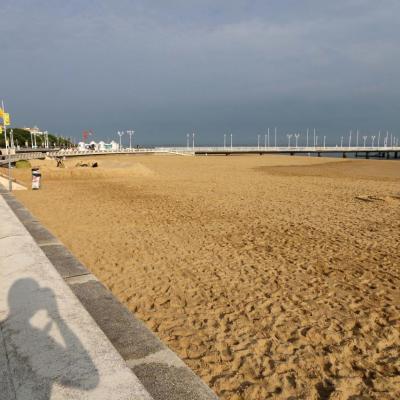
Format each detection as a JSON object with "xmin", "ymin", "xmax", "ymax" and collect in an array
[
  {"xmin": 192, "ymin": 132, "xmax": 195, "ymax": 150},
  {"xmin": 323, "ymin": 135, "xmax": 326, "ymax": 148},
  {"xmin": 257, "ymin": 134, "xmax": 260, "ymax": 150},
  {"xmin": 274, "ymin": 127, "xmax": 277, "ymax": 148},
  {"xmin": 363, "ymin": 136, "xmax": 367, "ymax": 148},
  {"xmin": 341, "ymin": 136, "xmax": 343, "ymax": 147},
  {"xmin": 230, "ymin": 133, "xmax": 232, "ymax": 149},
  {"xmin": 224, "ymin": 133, "xmax": 226, "ymax": 149},
  {"xmin": 186, "ymin": 133, "xmax": 189, "ymax": 149},
  {"xmin": 371, "ymin": 136, "xmax": 375, "ymax": 148},
  {"xmin": 264, "ymin": 133, "xmax": 266, "ymax": 149},
  {"xmin": 294, "ymin": 133, "xmax": 300, "ymax": 147},
  {"xmin": 313, "ymin": 128, "xmax": 316, "ymax": 148},
  {"xmin": 267, "ymin": 127, "xmax": 270, "ymax": 148},
  {"xmin": 316, "ymin": 135, "xmax": 318, "ymax": 147},
  {"xmin": 356, "ymin": 129, "xmax": 359, "ymax": 147},
  {"xmin": 349, "ymin": 130, "xmax": 352, "ymax": 148},
  {"xmin": 306, "ymin": 128, "xmax": 309, "ymax": 147},
  {"xmin": 10, "ymin": 129, "xmax": 14, "ymax": 148},
  {"xmin": 378, "ymin": 131, "xmax": 381, "ymax": 148},
  {"xmin": 2, "ymin": 100, "xmax": 12, "ymax": 191}
]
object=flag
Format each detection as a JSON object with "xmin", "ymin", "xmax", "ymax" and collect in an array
[
  {"xmin": 0, "ymin": 108, "xmax": 3, "ymax": 118},
  {"xmin": 3, "ymin": 113, "xmax": 10, "ymax": 126}
]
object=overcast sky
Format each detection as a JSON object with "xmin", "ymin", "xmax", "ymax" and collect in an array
[{"xmin": 1, "ymin": 1, "xmax": 399, "ymax": 145}]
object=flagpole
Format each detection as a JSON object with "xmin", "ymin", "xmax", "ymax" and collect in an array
[{"xmin": 2, "ymin": 100, "xmax": 12, "ymax": 191}]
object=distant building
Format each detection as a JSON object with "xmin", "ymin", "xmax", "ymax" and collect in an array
[{"xmin": 77, "ymin": 140, "xmax": 119, "ymax": 151}]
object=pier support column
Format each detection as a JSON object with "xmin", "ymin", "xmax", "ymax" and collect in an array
[
  {"xmin": 386, "ymin": 152, "xmax": 390, "ymax": 159},
  {"xmin": 366, "ymin": 152, "xmax": 369, "ymax": 159},
  {"xmin": 342, "ymin": 152, "xmax": 346, "ymax": 158},
  {"xmin": 317, "ymin": 152, "xmax": 321, "ymax": 157},
  {"xmin": 395, "ymin": 152, "xmax": 398, "ymax": 159}
]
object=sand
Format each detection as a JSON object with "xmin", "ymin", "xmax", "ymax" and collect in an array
[{"xmin": 12, "ymin": 155, "xmax": 400, "ymax": 399}]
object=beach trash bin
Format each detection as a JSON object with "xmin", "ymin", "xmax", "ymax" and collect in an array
[{"xmin": 31, "ymin": 168, "xmax": 41, "ymax": 190}]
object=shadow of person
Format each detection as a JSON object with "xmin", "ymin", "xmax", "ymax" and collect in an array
[{"xmin": 2, "ymin": 278, "xmax": 99, "ymax": 399}]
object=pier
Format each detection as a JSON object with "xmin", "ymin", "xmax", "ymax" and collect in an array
[{"xmin": 1, "ymin": 146, "xmax": 399, "ymax": 167}]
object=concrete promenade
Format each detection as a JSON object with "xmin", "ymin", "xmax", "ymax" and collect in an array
[{"xmin": 0, "ymin": 185, "xmax": 218, "ymax": 400}]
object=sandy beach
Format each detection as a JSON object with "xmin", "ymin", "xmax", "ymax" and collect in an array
[{"xmin": 11, "ymin": 154, "xmax": 400, "ymax": 399}]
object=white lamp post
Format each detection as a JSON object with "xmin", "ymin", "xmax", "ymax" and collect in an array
[
  {"xmin": 340, "ymin": 136, "xmax": 343, "ymax": 148},
  {"xmin": 224, "ymin": 133, "xmax": 226, "ymax": 149},
  {"xmin": 230, "ymin": 133, "xmax": 232, "ymax": 149},
  {"xmin": 371, "ymin": 136, "xmax": 375, "ymax": 148},
  {"xmin": 257, "ymin": 134, "xmax": 260, "ymax": 150},
  {"xmin": 363, "ymin": 136, "xmax": 367, "ymax": 148},
  {"xmin": 117, "ymin": 131, "xmax": 124, "ymax": 150},
  {"xmin": 287, "ymin": 134, "xmax": 292, "ymax": 147},
  {"xmin": 294, "ymin": 133, "xmax": 300, "ymax": 148},
  {"xmin": 127, "ymin": 130, "xmax": 135, "ymax": 149}
]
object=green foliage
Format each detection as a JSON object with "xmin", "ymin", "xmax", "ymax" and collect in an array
[
  {"xmin": 15, "ymin": 160, "xmax": 32, "ymax": 168},
  {"xmin": 0, "ymin": 127, "xmax": 73, "ymax": 148}
]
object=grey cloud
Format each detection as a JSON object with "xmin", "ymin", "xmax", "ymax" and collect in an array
[{"xmin": 0, "ymin": 1, "xmax": 399, "ymax": 144}]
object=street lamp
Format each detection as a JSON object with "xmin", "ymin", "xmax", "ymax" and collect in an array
[
  {"xmin": 127, "ymin": 130, "xmax": 135, "ymax": 150},
  {"xmin": 186, "ymin": 133, "xmax": 190, "ymax": 149},
  {"xmin": 371, "ymin": 135, "xmax": 375, "ymax": 148},
  {"xmin": 117, "ymin": 131, "xmax": 124, "ymax": 150},
  {"xmin": 363, "ymin": 135, "xmax": 367, "ymax": 148},
  {"xmin": 323, "ymin": 136, "xmax": 326, "ymax": 148},
  {"xmin": 287, "ymin": 134, "xmax": 292, "ymax": 147},
  {"xmin": 294, "ymin": 133, "xmax": 300, "ymax": 148},
  {"xmin": 257, "ymin": 134, "xmax": 260, "ymax": 150},
  {"xmin": 340, "ymin": 136, "xmax": 343, "ymax": 148},
  {"xmin": 224, "ymin": 133, "xmax": 226, "ymax": 149},
  {"xmin": 192, "ymin": 131, "xmax": 195, "ymax": 150},
  {"xmin": 230, "ymin": 133, "xmax": 233, "ymax": 149},
  {"xmin": 306, "ymin": 128, "xmax": 309, "ymax": 147}
]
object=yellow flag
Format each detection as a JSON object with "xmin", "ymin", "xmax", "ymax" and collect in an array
[
  {"xmin": 3, "ymin": 113, "xmax": 10, "ymax": 126},
  {"xmin": 0, "ymin": 108, "xmax": 3, "ymax": 118}
]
